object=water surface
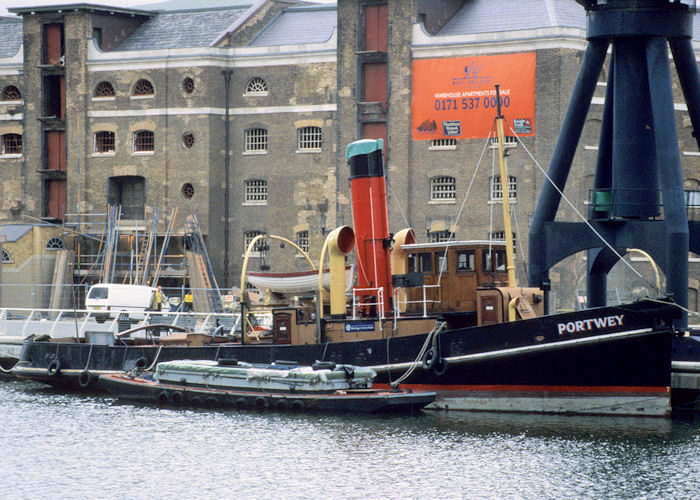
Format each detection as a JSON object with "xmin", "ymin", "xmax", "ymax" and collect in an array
[{"xmin": 1, "ymin": 378, "xmax": 698, "ymax": 499}]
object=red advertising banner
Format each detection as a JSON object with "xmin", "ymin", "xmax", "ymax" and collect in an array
[{"xmin": 411, "ymin": 53, "xmax": 536, "ymax": 140}]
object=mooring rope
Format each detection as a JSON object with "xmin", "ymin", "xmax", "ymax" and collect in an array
[
  {"xmin": 389, "ymin": 321, "xmax": 446, "ymax": 388},
  {"xmin": 145, "ymin": 345, "xmax": 163, "ymax": 371}
]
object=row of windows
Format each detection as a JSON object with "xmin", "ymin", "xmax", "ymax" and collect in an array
[
  {"xmin": 90, "ymin": 77, "xmax": 268, "ymax": 99},
  {"xmin": 87, "ymin": 126, "xmax": 323, "ymax": 155},
  {"xmin": 408, "ymin": 249, "xmax": 508, "ymax": 274},
  {"xmin": 245, "ymin": 126, "xmax": 322, "ymax": 152},
  {"xmin": 243, "ymin": 230, "xmax": 309, "ymax": 254},
  {"xmin": 2, "ymin": 237, "xmax": 65, "ymax": 263},
  {"xmin": 429, "ymin": 175, "xmax": 517, "ymax": 201},
  {"xmin": 428, "ymin": 136, "xmax": 517, "ymax": 149}
]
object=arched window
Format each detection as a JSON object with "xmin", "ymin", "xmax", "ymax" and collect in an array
[
  {"xmin": 133, "ymin": 79, "xmax": 154, "ymax": 96},
  {"xmin": 1, "ymin": 85, "xmax": 21, "ymax": 101},
  {"xmin": 1, "ymin": 249, "xmax": 11, "ymax": 263},
  {"xmin": 46, "ymin": 237, "xmax": 65, "ymax": 250},
  {"xmin": 297, "ymin": 126, "xmax": 322, "ymax": 151},
  {"xmin": 245, "ymin": 77, "xmax": 268, "ymax": 95},
  {"xmin": 94, "ymin": 81, "xmax": 115, "ymax": 98},
  {"xmin": 430, "ymin": 176, "xmax": 456, "ymax": 201},
  {"xmin": 244, "ymin": 179, "xmax": 268, "ymax": 204},
  {"xmin": 245, "ymin": 128, "xmax": 268, "ymax": 152},
  {"xmin": 1, "ymin": 133, "xmax": 22, "ymax": 155},
  {"xmin": 490, "ymin": 175, "xmax": 517, "ymax": 201},
  {"xmin": 94, "ymin": 131, "xmax": 115, "ymax": 153},
  {"xmin": 133, "ymin": 130, "xmax": 154, "ymax": 152}
]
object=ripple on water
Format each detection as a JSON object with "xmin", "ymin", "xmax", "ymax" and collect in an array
[{"xmin": 1, "ymin": 379, "xmax": 699, "ymax": 499}]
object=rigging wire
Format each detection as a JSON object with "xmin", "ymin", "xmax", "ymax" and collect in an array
[{"xmin": 507, "ymin": 123, "xmax": 660, "ymax": 294}]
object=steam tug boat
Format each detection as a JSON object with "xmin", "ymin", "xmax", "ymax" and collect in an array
[{"xmin": 13, "ymin": 134, "xmax": 680, "ymax": 416}]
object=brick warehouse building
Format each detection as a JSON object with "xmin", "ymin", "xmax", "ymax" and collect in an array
[{"xmin": 0, "ymin": 0, "xmax": 698, "ymax": 311}]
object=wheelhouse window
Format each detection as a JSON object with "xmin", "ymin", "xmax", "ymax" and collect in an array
[
  {"xmin": 244, "ymin": 179, "xmax": 268, "ymax": 205},
  {"xmin": 419, "ymin": 253, "xmax": 432, "ymax": 273},
  {"xmin": 133, "ymin": 130, "xmax": 154, "ymax": 153},
  {"xmin": 1, "ymin": 133, "xmax": 22, "ymax": 156},
  {"xmin": 132, "ymin": 79, "xmax": 154, "ymax": 97},
  {"xmin": 1, "ymin": 85, "xmax": 21, "ymax": 101},
  {"xmin": 94, "ymin": 81, "xmax": 115, "ymax": 98},
  {"xmin": 245, "ymin": 128, "xmax": 268, "ymax": 153},
  {"xmin": 94, "ymin": 131, "xmax": 115, "ymax": 154},
  {"xmin": 296, "ymin": 231, "xmax": 309, "ymax": 253},
  {"xmin": 483, "ymin": 249, "xmax": 507, "ymax": 271},
  {"xmin": 245, "ymin": 77, "xmax": 268, "ymax": 95},
  {"xmin": 430, "ymin": 176, "xmax": 456, "ymax": 202},
  {"xmin": 456, "ymin": 251, "xmax": 475, "ymax": 271},
  {"xmin": 297, "ymin": 126, "xmax": 322, "ymax": 152},
  {"xmin": 490, "ymin": 175, "xmax": 517, "ymax": 201}
]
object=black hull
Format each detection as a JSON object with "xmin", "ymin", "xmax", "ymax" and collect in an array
[
  {"xmin": 99, "ymin": 374, "xmax": 435, "ymax": 414},
  {"xmin": 13, "ymin": 300, "xmax": 679, "ymax": 416}
]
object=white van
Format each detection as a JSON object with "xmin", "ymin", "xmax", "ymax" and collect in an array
[{"xmin": 85, "ymin": 284, "xmax": 170, "ymax": 317}]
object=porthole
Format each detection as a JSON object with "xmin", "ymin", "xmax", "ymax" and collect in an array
[
  {"xmin": 182, "ymin": 77, "xmax": 194, "ymax": 94},
  {"xmin": 182, "ymin": 132, "xmax": 195, "ymax": 149},
  {"xmin": 181, "ymin": 183, "xmax": 194, "ymax": 199}
]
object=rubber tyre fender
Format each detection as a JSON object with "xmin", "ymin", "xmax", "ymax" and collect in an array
[
  {"xmin": 432, "ymin": 357, "xmax": 449, "ymax": 377},
  {"xmin": 275, "ymin": 399, "xmax": 289, "ymax": 412},
  {"xmin": 205, "ymin": 396, "xmax": 218, "ymax": 407},
  {"xmin": 157, "ymin": 391, "xmax": 169, "ymax": 404},
  {"xmin": 190, "ymin": 395, "xmax": 204, "ymax": 407},
  {"xmin": 253, "ymin": 396, "xmax": 267, "ymax": 410},
  {"xmin": 134, "ymin": 356, "xmax": 149, "ymax": 370},
  {"xmin": 290, "ymin": 400, "xmax": 305, "ymax": 412},
  {"xmin": 171, "ymin": 391, "xmax": 184, "ymax": 405},
  {"xmin": 235, "ymin": 397, "xmax": 248, "ymax": 410},
  {"xmin": 78, "ymin": 370, "xmax": 92, "ymax": 388},
  {"xmin": 47, "ymin": 358, "xmax": 62, "ymax": 377},
  {"xmin": 422, "ymin": 348, "xmax": 437, "ymax": 371}
]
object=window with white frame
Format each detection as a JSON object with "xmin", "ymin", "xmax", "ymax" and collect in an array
[
  {"xmin": 244, "ymin": 231, "xmax": 266, "ymax": 253},
  {"xmin": 297, "ymin": 126, "xmax": 322, "ymax": 151},
  {"xmin": 429, "ymin": 138, "xmax": 457, "ymax": 150},
  {"xmin": 1, "ymin": 133, "xmax": 22, "ymax": 155},
  {"xmin": 133, "ymin": 130, "xmax": 154, "ymax": 153},
  {"xmin": 245, "ymin": 77, "xmax": 268, "ymax": 95},
  {"xmin": 244, "ymin": 179, "xmax": 268, "ymax": 205},
  {"xmin": 430, "ymin": 176, "xmax": 456, "ymax": 202},
  {"xmin": 296, "ymin": 230, "xmax": 309, "ymax": 253},
  {"xmin": 490, "ymin": 175, "xmax": 517, "ymax": 201},
  {"xmin": 245, "ymin": 128, "xmax": 268, "ymax": 153},
  {"xmin": 428, "ymin": 230, "xmax": 454, "ymax": 243},
  {"xmin": 490, "ymin": 231, "xmax": 516, "ymax": 252},
  {"xmin": 46, "ymin": 237, "xmax": 65, "ymax": 250},
  {"xmin": 94, "ymin": 131, "xmax": 115, "ymax": 153}
]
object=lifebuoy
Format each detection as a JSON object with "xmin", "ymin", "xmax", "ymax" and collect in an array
[
  {"xmin": 422, "ymin": 348, "xmax": 437, "ymax": 371},
  {"xmin": 134, "ymin": 357, "xmax": 149, "ymax": 370},
  {"xmin": 78, "ymin": 370, "xmax": 92, "ymax": 388},
  {"xmin": 47, "ymin": 359, "xmax": 61, "ymax": 377}
]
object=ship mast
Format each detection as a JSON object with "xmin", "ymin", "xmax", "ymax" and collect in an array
[{"xmin": 494, "ymin": 84, "xmax": 517, "ymax": 287}]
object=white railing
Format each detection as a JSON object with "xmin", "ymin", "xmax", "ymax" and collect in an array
[
  {"xmin": 393, "ymin": 284, "xmax": 441, "ymax": 319},
  {"xmin": 351, "ymin": 287, "xmax": 385, "ymax": 319},
  {"xmin": 0, "ymin": 307, "xmax": 259, "ymax": 340}
]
